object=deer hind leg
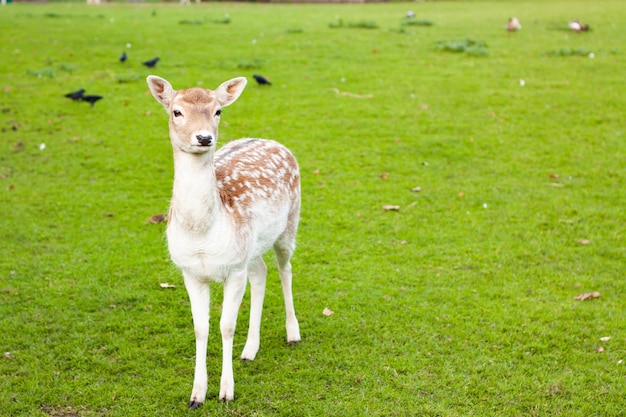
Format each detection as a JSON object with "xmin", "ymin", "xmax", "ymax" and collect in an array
[
  {"xmin": 274, "ymin": 236, "xmax": 301, "ymax": 345},
  {"xmin": 219, "ymin": 269, "xmax": 247, "ymax": 402},
  {"xmin": 183, "ymin": 273, "xmax": 211, "ymax": 409},
  {"xmin": 241, "ymin": 257, "xmax": 267, "ymax": 361}
]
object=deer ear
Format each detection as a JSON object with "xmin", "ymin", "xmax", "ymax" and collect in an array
[
  {"xmin": 147, "ymin": 75, "xmax": 176, "ymax": 109},
  {"xmin": 215, "ymin": 77, "xmax": 247, "ymax": 107}
]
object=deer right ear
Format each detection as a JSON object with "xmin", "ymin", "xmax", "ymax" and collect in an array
[
  {"xmin": 147, "ymin": 75, "xmax": 175, "ymax": 109},
  {"xmin": 216, "ymin": 77, "xmax": 247, "ymax": 108}
]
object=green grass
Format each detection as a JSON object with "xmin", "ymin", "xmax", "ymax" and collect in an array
[{"xmin": 1, "ymin": 0, "xmax": 625, "ymax": 416}]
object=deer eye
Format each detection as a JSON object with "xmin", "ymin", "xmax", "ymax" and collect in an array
[
  {"xmin": 173, "ymin": 110, "xmax": 182, "ymax": 117},
  {"xmin": 215, "ymin": 109, "xmax": 222, "ymax": 117}
]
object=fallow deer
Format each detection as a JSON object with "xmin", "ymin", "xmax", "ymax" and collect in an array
[{"xmin": 146, "ymin": 75, "xmax": 301, "ymax": 408}]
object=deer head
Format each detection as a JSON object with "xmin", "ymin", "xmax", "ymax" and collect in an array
[{"xmin": 147, "ymin": 75, "xmax": 247, "ymax": 153}]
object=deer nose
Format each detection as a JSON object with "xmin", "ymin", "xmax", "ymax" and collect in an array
[{"xmin": 196, "ymin": 134, "xmax": 213, "ymax": 147}]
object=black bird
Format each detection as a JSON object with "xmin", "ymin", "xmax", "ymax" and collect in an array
[
  {"xmin": 120, "ymin": 51, "xmax": 127, "ymax": 63},
  {"xmin": 253, "ymin": 74, "xmax": 272, "ymax": 86},
  {"xmin": 81, "ymin": 95, "xmax": 103, "ymax": 107},
  {"xmin": 142, "ymin": 57, "xmax": 159, "ymax": 68},
  {"xmin": 65, "ymin": 88, "xmax": 85, "ymax": 101}
]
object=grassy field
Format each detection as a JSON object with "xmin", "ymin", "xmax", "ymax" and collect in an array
[{"xmin": 1, "ymin": 0, "xmax": 625, "ymax": 416}]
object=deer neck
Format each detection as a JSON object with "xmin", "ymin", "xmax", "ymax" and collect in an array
[{"xmin": 169, "ymin": 150, "xmax": 223, "ymax": 233}]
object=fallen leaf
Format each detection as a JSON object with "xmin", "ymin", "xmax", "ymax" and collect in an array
[
  {"xmin": 312, "ymin": 169, "xmax": 320, "ymax": 175},
  {"xmin": 382, "ymin": 205, "xmax": 401, "ymax": 211},
  {"xmin": 322, "ymin": 307, "xmax": 334, "ymax": 316},
  {"xmin": 600, "ymin": 336, "xmax": 611, "ymax": 342},
  {"xmin": 328, "ymin": 87, "xmax": 374, "ymax": 99},
  {"xmin": 418, "ymin": 103, "xmax": 429, "ymax": 109},
  {"xmin": 577, "ymin": 239, "xmax": 590, "ymax": 245},
  {"xmin": 0, "ymin": 166, "xmax": 13, "ymax": 179},
  {"xmin": 148, "ymin": 213, "xmax": 168, "ymax": 224},
  {"xmin": 458, "ymin": 191, "xmax": 465, "ymax": 197},
  {"xmin": 411, "ymin": 186, "xmax": 422, "ymax": 192},
  {"xmin": 549, "ymin": 173, "xmax": 560, "ymax": 179},
  {"xmin": 597, "ymin": 346, "xmax": 605, "ymax": 353},
  {"xmin": 3, "ymin": 352, "xmax": 12, "ymax": 359},
  {"xmin": 159, "ymin": 283, "xmax": 176, "ymax": 289},
  {"xmin": 574, "ymin": 291, "xmax": 601, "ymax": 301},
  {"xmin": 12, "ymin": 141, "xmax": 24, "ymax": 152},
  {"xmin": 380, "ymin": 172, "xmax": 389, "ymax": 180}
]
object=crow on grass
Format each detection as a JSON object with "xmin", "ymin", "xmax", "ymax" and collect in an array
[
  {"xmin": 65, "ymin": 88, "xmax": 85, "ymax": 101},
  {"xmin": 81, "ymin": 95, "xmax": 103, "ymax": 107},
  {"xmin": 253, "ymin": 74, "xmax": 272, "ymax": 86},
  {"xmin": 143, "ymin": 57, "xmax": 160, "ymax": 68}
]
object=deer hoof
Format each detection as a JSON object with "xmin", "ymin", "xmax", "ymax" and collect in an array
[{"xmin": 188, "ymin": 400, "xmax": 203, "ymax": 410}]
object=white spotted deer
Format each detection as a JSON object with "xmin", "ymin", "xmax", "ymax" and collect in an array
[{"xmin": 146, "ymin": 75, "xmax": 301, "ymax": 408}]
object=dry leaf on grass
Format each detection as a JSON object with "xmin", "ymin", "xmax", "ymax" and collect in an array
[
  {"xmin": 382, "ymin": 205, "xmax": 401, "ymax": 211},
  {"xmin": 574, "ymin": 291, "xmax": 601, "ymax": 301},
  {"xmin": 148, "ymin": 213, "xmax": 168, "ymax": 224},
  {"xmin": 159, "ymin": 283, "xmax": 176, "ymax": 289},
  {"xmin": 597, "ymin": 346, "xmax": 605, "ymax": 353},
  {"xmin": 577, "ymin": 239, "xmax": 591, "ymax": 245},
  {"xmin": 328, "ymin": 87, "xmax": 374, "ymax": 99},
  {"xmin": 600, "ymin": 336, "xmax": 611, "ymax": 342},
  {"xmin": 322, "ymin": 307, "xmax": 335, "ymax": 316},
  {"xmin": 380, "ymin": 172, "xmax": 389, "ymax": 180}
]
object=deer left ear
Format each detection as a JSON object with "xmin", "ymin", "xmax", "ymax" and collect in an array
[
  {"xmin": 147, "ymin": 75, "xmax": 176, "ymax": 109},
  {"xmin": 216, "ymin": 77, "xmax": 247, "ymax": 107}
]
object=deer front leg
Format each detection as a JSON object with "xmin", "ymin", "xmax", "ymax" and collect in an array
[
  {"xmin": 219, "ymin": 270, "xmax": 247, "ymax": 401},
  {"xmin": 184, "ymin": 274, "xmax": 211, "ymax": 409}
]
